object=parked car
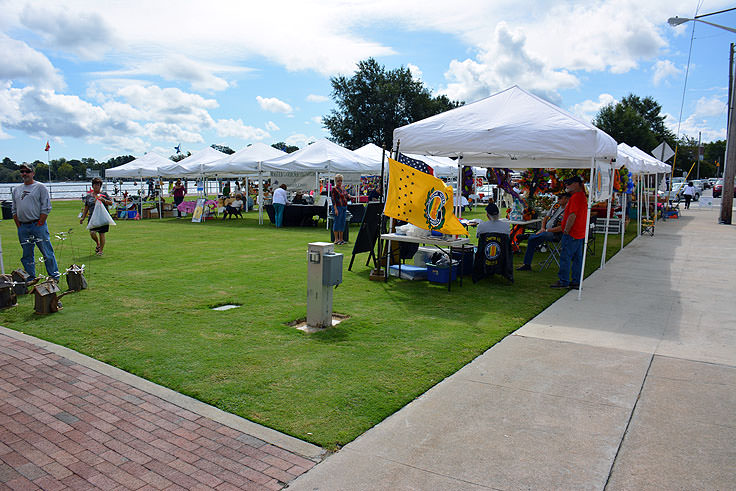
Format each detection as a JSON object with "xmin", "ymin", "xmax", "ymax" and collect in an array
[{"xmin": 712, "ymin": 179, "xmax": 736, "ymax": 198}]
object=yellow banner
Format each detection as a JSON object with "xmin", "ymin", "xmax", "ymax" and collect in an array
[{"xmin": 384, "ymin": 157, "xmax": 467, "ymax": 236}]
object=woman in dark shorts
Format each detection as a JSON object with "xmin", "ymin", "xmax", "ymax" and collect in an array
[{"xmin": 80, "ymin": 177, "xmax": 113, "ymax": 256}]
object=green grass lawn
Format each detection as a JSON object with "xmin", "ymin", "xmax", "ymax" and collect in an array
[{"xmin": 0, "ymin": 200, "xmax": 637, "ymax": 449}]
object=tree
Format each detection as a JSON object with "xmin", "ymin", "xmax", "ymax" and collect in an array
[
  {"xmin": 2, "ymin": 157, "xmax": 17, "ymax": 170},
  {"xmin": 170, "ymin": 151, "xmax": 191, "ymax": 162},
  {"xmin": 56, "ymin": 162, "xmax": 75, "ymax": 181},
  {"xmin": 271, "ymin": 142, "xmax": 299, "ymax": 153},
  {"xmin": 211, "ymin": 144, "xmax": 235, "ymax": 155},
  {"xmin": 103, "ymin": 155, "xmax": 135, "ymax": 170},
  {"xmin": 593, "ymin": 94, "xmax": 675, "ymax": 155},
  {"xmin": 323, "ymin": 58, "xmax": 462, "ymax": 150},
  {"xmin": 704, "ymin": 140, "xmax": 726, "ymax": 177}
]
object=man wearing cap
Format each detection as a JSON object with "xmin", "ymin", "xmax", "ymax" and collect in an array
[
  {"xmin": 517, "ymin": 192, "xmax": 570, "ymax": 271},
  {"xmin": 11, "ymin": 163, "xmax": 61, "ymax": 282},
  {"xmin": 476, "ymin": 203, "xmax": 509, "ymax": 237},
  {"xmin": 551, "ymin": 176, "xmax": 588, "ymax": 289}
]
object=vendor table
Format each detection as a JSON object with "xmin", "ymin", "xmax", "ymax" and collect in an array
[
  {"xmin": 264, "ymin": 204, "xmax": 328, "ymax": 227},
  {"xmin": 381, "ymin": 233, "xmax": 471, "ymax": 291}
]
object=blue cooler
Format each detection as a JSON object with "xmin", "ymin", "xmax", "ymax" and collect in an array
[{"xmin": 426, "ymin": 260, "xmax": 459, "ymax": 284}]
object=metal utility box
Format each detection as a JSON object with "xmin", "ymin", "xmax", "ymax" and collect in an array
[
  {"xmin": 322, "ymin": 252, "xmax": 343, "ymax": 286},
  {"xmin": 307, "ymin": 242, "xmax": 341, "ymax": 329}
]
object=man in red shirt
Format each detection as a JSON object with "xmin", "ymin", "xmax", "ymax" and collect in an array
[{"xmin": 551, "ymin": 175, "xmax": 589, "ymax": 289}]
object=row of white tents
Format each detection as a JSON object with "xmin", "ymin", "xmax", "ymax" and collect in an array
[
  {"xmin": 107, "ymin": 85, "xmax": 672, "ymax": 297},
  {"xmin": 105, "ymin": 140, "xmax": 469, "ymax": 180}
]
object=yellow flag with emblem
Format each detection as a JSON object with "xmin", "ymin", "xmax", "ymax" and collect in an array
[{"xmin": 383, "ymin": 157, "xmax": 467, "ymax": 236}]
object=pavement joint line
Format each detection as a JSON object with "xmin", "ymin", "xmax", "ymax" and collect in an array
[
  {"xmin": 0, "ymin": 325, "xmax": 325, "ymax": 461},
  {"xmin": 339, "ymin": 447, "xmax": 503, "ymax": 490},
  {"xmin": 602, "ymin": 352, "xmax": 654, "ymax": 491},
  {"xmin": 458, "ymin": 373, "xmax": 632, "ymax": 410}
]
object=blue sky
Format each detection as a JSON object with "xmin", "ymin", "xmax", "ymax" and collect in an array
[{"xmin": 0, "ymin": 0, "xmax": 734, "ymax": 165}]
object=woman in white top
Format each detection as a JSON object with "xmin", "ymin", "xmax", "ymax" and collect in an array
[
  {"xmin": 682, "ymin": 181, "xmax": 696, "ymax": 209},
  {"xmin": 272, "ymin": 184, "xmax": 288, "ymax": 227}
]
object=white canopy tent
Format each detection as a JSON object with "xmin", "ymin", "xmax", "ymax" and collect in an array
[
  {"xmin": 158, "ymin": 147, "xmax": 228, "ymax": 177},
  {"xmin": 200, "ymin": 143, "xmax": 286, "ymax": 177},
  {"xmin": 106, "ymin": 152, "xmax": 171, "ymax": 178},
  {"xmin": 105, "ymin": 152, "xmax": 172, "ymax": 219},
  {"xmin": 394, "ymin": 85, "xmax": 618, "ymax": 169},
  {"xmin": 198, "ymin": 143, "xmax": 288, "ymax": 224},
  {"xmin": 393, "ymin": 85, "xmax": 619, "ymax": 299},
  {"xmin": 261, "ymin": 138, "xmax": 375, "ymax": 173},
  {"xmin": 260, "ymin": 139, "xmax": 376, "ymax": 227}
]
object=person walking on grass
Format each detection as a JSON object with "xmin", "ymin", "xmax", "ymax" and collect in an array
[
  {"xmin": 331, "ymin": 174, "xmax": 349, "ymax": 244},
  {"xmin": 11, "ymin": 162, "xmax": 61, "ymax": 282},
  {"xmin": 172, "ymin": 179, "xmax": 186, "ymax": 218},
  {"xmin": 80, "ymin": 177, "xmax": 113, "ymax": 256},
  {"xmin": 551, "ymin": 176, "xmax": 588, "ymax": 290}
]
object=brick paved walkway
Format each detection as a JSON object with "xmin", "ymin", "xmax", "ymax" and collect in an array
[{"xmin": 0, "ymin": 332, "xmax": 317, "ymax": 490}]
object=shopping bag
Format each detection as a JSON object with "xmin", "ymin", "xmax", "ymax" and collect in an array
[{"xmin": 87, "ymin": 199, "xmax": 116, "ymax": 229}]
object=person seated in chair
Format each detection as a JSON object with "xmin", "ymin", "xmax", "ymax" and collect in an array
[
  {"xmin": 476, "ymin": 203, "xmax": 509, "ymax": 237},
  {"xmin": 517, "ymin": 192, "xmax": 569, "ymax": 271},
  {"xmin": 292, "ymin": 191, "xmax": 307, "ymax": 205},
  {"xmin": 222, "ymin": 194, "xmax": 244, "ymax": 219}
]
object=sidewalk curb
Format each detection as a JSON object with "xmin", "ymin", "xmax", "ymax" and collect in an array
[{"xmin": 0, "ymin": 325, "xmax": 326, "ymax": 462}]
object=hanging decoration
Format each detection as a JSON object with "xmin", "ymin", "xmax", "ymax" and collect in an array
[
  {"xmin": 462, "ymin": 166, "xmax": 475, "ymax": 197},
  {"xmin": 486, "ymin": 168, "xmax": 521, "ymax": 200}
]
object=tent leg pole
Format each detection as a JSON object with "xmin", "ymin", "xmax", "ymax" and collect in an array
[
  {"xmin": 621, "ymin": 193, "xmax": 626, "ymax": 250},
  {"xmin": 601, "ymin": 163, "xmax": 614, "ymax": 269},
  {"xmin": 578, "ymin": 158, "xmax": 596, "ymax": 300},
  {"xmin": 258, "ymin": 167, "xmax": 264, "ymax": 225}
]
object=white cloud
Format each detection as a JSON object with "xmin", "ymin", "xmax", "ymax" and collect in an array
[
  {"xmin": 214, "ymin": 119, "xmax": 270, "ymax": 140},
  {"xmin": 570, "ymin": 93, "xmax": 616, "ymax": 123},
  {"xmin": 285, "ymin": 133, "xmax": 317, "ymax": 147},
  {"xmin": 441, "ymin": 22, "xmax": 579, "ymax": 104},
  {"xmin": 0, "ymin": 34, "xmax": 64, "ymax": 89},
  {"xmin": 694, "ymin": 96, "xmax": 726, "ymax": 118},
  {"xmin": 96, "ymin": 55, "xmax": 250, "ymax": 92},
  {"xmin": 310, "ymin": 116, "xmax": 323, "ymax": 125},
  {"xmin": 652, "ymin": 60, "xmax": 682, "ymax": 86},
  {"xmin": 0, "ymin": 81, "xmax": 232, "ymax": 153},
  {"xmin": 664, "ymin": 112, "xmax": 726, "ymax": 142},
  {"xmin": 265, "ymin": 121, "xmax": 280, "ymax": 131},
  {"xmin": 407, "ymin": 63, "xmax": 423, "ymax": 81},
  {"xmin": 256, "ymin": 96, "xmax": 293, "ymax": 114},
  {"xmin": 307, "ymin": 94, "xmax": 329, "ymax": 103},
  {"xmin": 19, "ymin": 4, "xmax": 115, "ymax": 61}
]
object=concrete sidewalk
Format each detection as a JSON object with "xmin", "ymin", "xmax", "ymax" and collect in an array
[{"xmin": 290, "ymin": 208, "xmax": 736, "ymax": 490}]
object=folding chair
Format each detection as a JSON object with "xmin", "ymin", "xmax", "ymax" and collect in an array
[
  {"xmin": 539, "ymin": 236, "xmax": 562, "ymax": 271},
  {"xmin": 641, "ymin": 219, "xmax": 655, "ymax": 236}
]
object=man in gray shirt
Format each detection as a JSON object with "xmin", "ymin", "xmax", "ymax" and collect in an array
[
  {"xmin": 476, "ymin": 203, "xmax": 509, "ymax": 237},
  {"xmin": 11, "ymin": 163, "xmax": 60, "ymax": 281}
]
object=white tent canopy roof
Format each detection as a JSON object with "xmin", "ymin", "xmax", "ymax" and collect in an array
[
  {"xmin": 261, "ymin": 138, "xmax": 375, "ymax": 173},
  {"xmin": 393, "ymin": 85, "xmax": 618, "ymax": 169},
  {"xmin": 106, "ymin": 152, "xmax": 172, "ymax": 178},
  {"xmin": 201, "ymin": 143, "xmax": 286, "ymax": 176},
  {"xmin": 158, "ymin": 147, "xmax": 228, "ymax": 177},
  {"xmin": 353, "ymin": 142, "xmax": 483, "ymax": 178}
]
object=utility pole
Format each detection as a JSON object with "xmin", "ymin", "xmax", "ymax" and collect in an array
[
  {"xmin": 697, "ymin": 131, "xmax": 701, "ymax": 180},
  {"xmin": 722, "ymin": 42, "xmax": 736, "ymax": 224}
]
